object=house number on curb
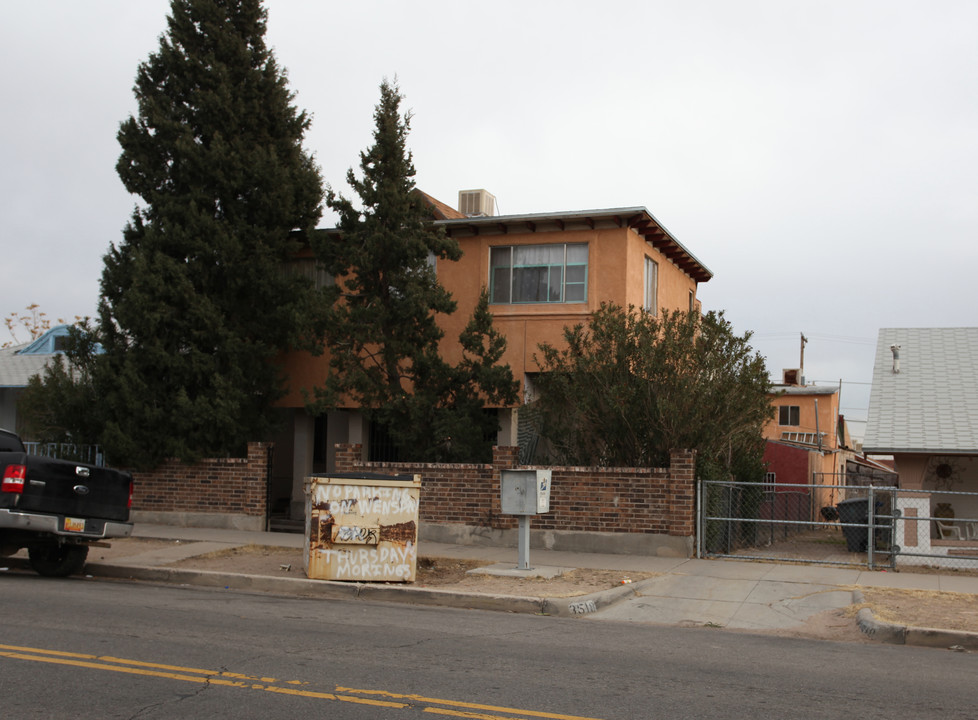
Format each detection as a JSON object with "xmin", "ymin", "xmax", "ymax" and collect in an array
[{"xmin": 569, "ymin": 600, "xmax": 598, "ymax": 615}]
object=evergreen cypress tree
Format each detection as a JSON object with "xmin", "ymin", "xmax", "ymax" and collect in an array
[
  {"xmin": 412, "ymin": 288, "xmax": 519, "ymax": 463},
  {"xmin": 312, "ymin": 80, "xmax": 517, "ymax": 461},
  {"xmin": 94, "ymin": 0, "xmax": 322, "ymax": 467}
]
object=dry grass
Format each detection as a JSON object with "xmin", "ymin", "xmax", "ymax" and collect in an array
[{"xmin": 846, "ymin": 587, "xmax": 978, "ymax": 633}]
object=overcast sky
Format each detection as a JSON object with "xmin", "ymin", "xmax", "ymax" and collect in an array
[{"xmin": 3, "ymin": 1, "xmax": 977, "ymax": 441}]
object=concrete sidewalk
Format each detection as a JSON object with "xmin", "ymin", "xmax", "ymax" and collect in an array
[{"xmin": 27, "ymin": 524, "xmax": 978, "ymax": 648}]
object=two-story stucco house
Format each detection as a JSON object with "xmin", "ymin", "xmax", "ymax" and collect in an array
[{"xmin": 269, "ymin": 190, "xmax": 714, "ymax": 520}]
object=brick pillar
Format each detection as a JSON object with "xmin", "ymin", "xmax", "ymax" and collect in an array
[
  {"xmin": 668, "ymin": 448, "xmax": 696, "ymax": 537},
  {"xmin": 492, "ymin": 445, "xmax": 519, "ymax": 470},
  {"xmin": 334, "ymin": 443, "xmax": 363, "ymax": 473},
  {"xmin": 247, "ymin": 442, "xmax": 272, "ymax": 518}
]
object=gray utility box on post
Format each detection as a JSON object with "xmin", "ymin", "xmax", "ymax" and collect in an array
[
  {"xmin": 500, "ymin": 469, "xmax": 551, "ymax": 515},
  {"xmin": 500, "ymin": 469, "xmax": 551, "ymax": 570}
]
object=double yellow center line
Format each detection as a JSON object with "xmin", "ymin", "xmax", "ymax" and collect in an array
[{"xmin": 0, "ymin": 644, "xmax": 605, "ymax": 720}]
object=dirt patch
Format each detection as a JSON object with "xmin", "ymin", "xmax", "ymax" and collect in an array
[
  {"xmin": 416, "ymin": 557, "xmax": 655, "ymax": 598},
  {"xmin": 165, "ymin": 544, "xmax": 652, "ymax": 598},
  {"xmin": 170, "ymin": 544, "xmax": 300, "ymax": 572}
]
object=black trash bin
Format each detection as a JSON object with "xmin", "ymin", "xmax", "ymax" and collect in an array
[{"xmin": 836, "ymin": 498, "xmax": 869, "ymax": 552}]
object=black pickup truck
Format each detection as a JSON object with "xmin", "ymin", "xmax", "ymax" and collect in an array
[{"xmin": 0, "ymin": 428, "xmax": 133, "ymax": 576}]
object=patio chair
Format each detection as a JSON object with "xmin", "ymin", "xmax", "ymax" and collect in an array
[{"xmin": 936, "ymin": 520, "xmax": 963, "ymax": 540}]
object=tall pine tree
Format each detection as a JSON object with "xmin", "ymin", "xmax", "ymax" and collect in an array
[
  {"xmin": 312, "ymin": 80, "xmax": 517, "ymax": 462},
  {"xmin": 94, "ymin": 0, "xmax": 323, "ymax": 467}
]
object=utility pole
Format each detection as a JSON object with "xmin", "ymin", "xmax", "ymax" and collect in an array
[{"xmin": 800, "ymin": 333, "xmax": 808, "ymax": 386}]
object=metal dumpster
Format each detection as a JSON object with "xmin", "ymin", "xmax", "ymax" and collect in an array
[{"xmin": 304, "ymin": 472, "xmax": 421, "ymax": 582}]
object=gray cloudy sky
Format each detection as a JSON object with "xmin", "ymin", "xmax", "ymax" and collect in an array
[{"xmin": 3, "ymin": 1, "xmax": 977, "ymax": 441}]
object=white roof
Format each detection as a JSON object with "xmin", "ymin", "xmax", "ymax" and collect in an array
[
  {"xmin": 0, "ymin": 344, "xmax": 56, "ymax": 388},
  {"xmin": 863, "ymin": 327, "xmax": 978, "ymax": 454}
]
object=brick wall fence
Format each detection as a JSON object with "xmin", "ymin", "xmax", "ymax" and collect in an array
[
  {"xmin": 130, "ymin": 442, "xmax": 271, "ymax": 532},
  {"xmin": 127, "ymin": 441, "xmax": 697, "ymax": 554},
  {"xmin": 336, "ymin": 444, "xmax": 697, "ymax": 556}
]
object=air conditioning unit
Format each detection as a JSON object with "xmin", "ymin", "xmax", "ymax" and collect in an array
[
  {"xmin": 458, "ymin": 189, "xmax": 497, "ymax": 217},
  {"xmin": 782, "ymin": 368, "xmax": 803, "ymax": 386}
]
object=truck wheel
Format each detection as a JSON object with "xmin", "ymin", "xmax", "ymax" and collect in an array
[{"xmin": 28, "ymin": 544, "xmax": 89, "ymax": 577}]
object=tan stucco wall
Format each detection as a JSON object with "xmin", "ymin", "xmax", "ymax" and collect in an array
[
  {"xmin": 892, "ymin": 454, "xmax": 930, "ymax": 490},
  {"xmin": 763, "ymin": 391, "xmax": 840, "ymax": 451},
  {"xmin": 276, "ymin": 223, "xmax": 702, "ymax": 408}
]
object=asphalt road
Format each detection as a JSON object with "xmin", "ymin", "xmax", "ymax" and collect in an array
[{"xmin": 1, "ymin": 574, "xmax": 976, "ymax": 719}]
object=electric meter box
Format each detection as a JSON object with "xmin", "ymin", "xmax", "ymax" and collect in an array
[{"xmin": 500, "ymin": 469, "xmax": 551, "ymax": 515}]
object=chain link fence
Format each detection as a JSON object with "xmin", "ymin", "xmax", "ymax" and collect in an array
[{"xmin": 698, "ymin": 478, "xmax": 978, "ymax": 571}]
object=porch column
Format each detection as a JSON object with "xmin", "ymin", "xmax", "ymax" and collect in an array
[
  {"xmin": 291, "ymin": 412, "xmax": 314, "ymax": 520},
  {"xmin": 497, "ymin": 407, "xmax": 519, "ymax": 447}
]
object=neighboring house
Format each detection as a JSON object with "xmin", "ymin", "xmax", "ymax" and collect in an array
[
  {"xmin": 0, "ymin": 325, "xmax": 73, "ymax": 433},
  {"xmin": 761, "ymin": 374, "xmax": 859, "ymax": 516},
  {"xmin": 863, "ymin": 328, "xmax": 978, "ymax": 559},
  {"xmin": 271, "ymin": 190, "xmax": 714, "ymax": 519}
]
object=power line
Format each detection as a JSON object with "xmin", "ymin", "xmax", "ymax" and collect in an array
[
  {"xmin": 810, "ymin": 379, "xmax": 872, "ymax": 385},
  {"xmin": 752, "ymin": 332, "xmax": 875, "ymax": 346}
]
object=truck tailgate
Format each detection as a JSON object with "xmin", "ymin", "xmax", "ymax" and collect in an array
[{"xmin": 11, "ymin": 454, "xmax": 131, "ymax": 523}]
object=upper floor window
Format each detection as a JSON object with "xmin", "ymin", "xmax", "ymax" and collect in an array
[
  {"xmin": 282, "ymin": 258, "xmax": 333, "ymax": 290},
  {"xmin": 489, "ymin": 243, "xmax": 587, "ymax": 304},
  {"xmin": 779, "ymin": 405, "xmax": 800, "ymax": 426},
  {"xmin": 643, "ymin": 257, "xmax": 658, "ymax": 315}
]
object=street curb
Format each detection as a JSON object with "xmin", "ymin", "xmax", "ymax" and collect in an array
[
  {"xmin": 11, "ymin": 558, "xmax": 978, "ymax": 645},
  {"xmin": 853, "ymin": 590, "xmax": 978, "ymax": 651},
  {"xmin": 73, "ymin": 561, "xmax": 627, "ymax": 617},
  {"xmin": 540, "ymin": 578, "xmax": 645, "ymax": 618}
]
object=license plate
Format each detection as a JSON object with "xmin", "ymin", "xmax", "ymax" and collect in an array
[{"xmin": 64, "ymin": 517, "xmax": 85, "ymax": 533}]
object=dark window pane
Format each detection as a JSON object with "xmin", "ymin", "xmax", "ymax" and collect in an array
[
  {"xmin": 566, "ymin": 265, "xmax": 585, "ymax": 283},
  {"xmin": 548, "ymin": 266, "xmax": 562, "ymax": 301},
  {"xmin": 514, "ymin": 266, "xmax": 548, "ymax": 302},
  {"xmin": 491, "ymin": 267, "xmax": 510, "ymax": 303}
]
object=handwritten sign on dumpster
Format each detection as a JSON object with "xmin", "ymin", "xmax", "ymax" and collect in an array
[{"xmin": 306, "ymin": 476, "xmax": 421, "ymax": 582}]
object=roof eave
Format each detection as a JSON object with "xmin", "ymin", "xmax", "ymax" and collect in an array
[
  {"xmin": 436, "ymin": 206, "xmax": 713, "ymax": 284},
  {"xmin": 862, "ymin": 446, "xmax": 978, "ymax": 456}
]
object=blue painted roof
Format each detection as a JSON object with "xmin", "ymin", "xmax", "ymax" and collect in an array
[{"xmin": 17, "ymin": 324, "xmax": 72, "ymax": 355}]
